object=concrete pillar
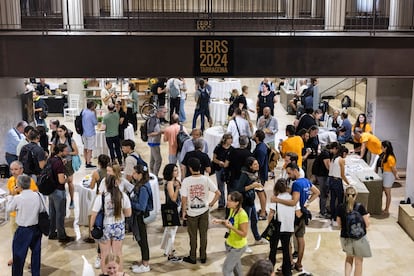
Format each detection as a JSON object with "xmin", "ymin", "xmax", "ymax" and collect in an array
[
  {"xmin": 311, "ymin": 0, "xmax": 324, "ymax": 18},
  {"xmin": 110, "ymin": 0, "xmax": 123, "ymax": 17},
  {"xmin": 389, "ymin": 0, "xmax": 414, "ymax": 30},
  {"xmin": 62, "ymin": 0, "xmax": 84, "ymax": 30},
  {"xmin": 84, "ymin": 0, "xmax": 100, "ymax": 16},
  {"xmin": 405, "ymin": 81, "xmax": 414, "ymax": 201},
  {"xmin": 0, "ymin": 78, "xmax": 25, "ymax": 163},
  {"xmin": 325, "ymin": 0, "xmax": 346, "ymax": 31},
  {"xmin": 286, "ymin": 0, "xmax": 300, "ymax": 18},
  {"xmin": 0, "ymin": 0, "xmax": 21, "ymax": 29},
  {"xmin": 51, "ymin": 0, "xmax": 62, "ymax": 14}
]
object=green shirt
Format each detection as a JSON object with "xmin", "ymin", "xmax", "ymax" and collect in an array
[
  {"xmin": 130, "ymin": 90, "xmax": 139, "ymax": 113},
  {"xmin": 103, "ymin": 111, "xmax": 120, "ymax": 138},
  {"xmin": 226, "ymin": 208, "xmax": 248, "ymax": 249}
]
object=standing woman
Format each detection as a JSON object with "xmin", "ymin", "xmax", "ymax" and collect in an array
[
  {"xmin": 212, "ymin": 191, "xmax": 248, "ymax": 276},
  {"xmin": 212, "ymin": 133, "xmax": 233, "ymax": 209},
  {"xmin": 90, "ymin": 175, "xmax": 132, "ymax": 275},
  {"xmin": 379, "ymin": 140, "xmax": 399, "ymax": 214},
  {"xmin": 130, "ymin": 164, "xmax": 153, "ymax": 274},
  {"xmin": 127, "ymin": 83, "xmax": 139, "ymax": 132},
  {"xmin": 337, "ymin": 186, "xmax": 372, "ymax": 276},
  {"xmin": 51, "ymin": 124, "xmax": 79, "ymax": 209},
  {"xmin": 160, "ymin": 164, "xmax": 182, "ymax": 262}
]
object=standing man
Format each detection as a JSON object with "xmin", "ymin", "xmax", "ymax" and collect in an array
[
  {"xmin": 16, "ymin": 126, "xmax": 35, "ymax": 157},
  {"xmin": 121, "ymin": 139, "xmax": 147, "ymax": 182},
  {"xmin": 192, "ymin": 79, "xmax": 211, "ymax": 132},
  {"xmin": 280, "ymin": 125, "xmax": 304, "ymax": 168},
  {"xmin": 257, "ymin": 106, "xmax": 278, "ymax": 149},
  {"xmin": 312, "ymin": 146, "xmax": 331, "ymax": 218},
  {"xmin": 181, "ymin": 138, "xmax": 211, "ymax": 178},
  {"xmin": 36, "ymin": 78, "xmax": 50, "ymax": 95},
  {"xmin": 4, "ymin": 121, "xmax": 27, "ymax": 165},
  {"xmin": 181, "ymin": 158, "xmax": 221, "ymax": 264},
  {"xmin": 227, "ymin": 108, "xmax": 252, "ymax": 148},
  {"xmin": 82, "ymin": 100, "xmax": 98, "ymax": 168},
  {"xmin": 252, "ymin": 130, "xmax": 268, "ymax": 220},
  {"xmin": 101, "ymin": 81, "xmax": 116, "ymax": 107},
  {"xmin": 19, "ymin": 129, "xmax": 47, "ymax": 181},
  {"xmin": 7, "ymin": 175, "xmax": 45, "ymax": 276},
  {"xmin": 166, "ymin": 78, "xmax": 186, "ymax": 119},
  {"xmin": 33, "ymin": 90, "xmax": 48, "ymax": 126},
  {"xmin": 179, "ymin": 128, "xmax": 208, "ymax": 163},
  {"xmin": 179, "ymin": 78, "xmax": 188, "ymax": 123},
  {"xmin": 103, "ymin": 103, "xmax": 123, "ymax": 165},
  {"xmin": 163, "ymin": 114, "xmax": 188, "ymax": 165},
  {"xmin": 273, "ymin": 163, "xmax": 320, "ymax": 272},
  {"xmin": 147, "ymin": 107, "xmax": 166, "ymax": 180}
]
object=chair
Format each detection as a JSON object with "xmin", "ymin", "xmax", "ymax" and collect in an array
[{"xmin": 64, "ymin": 94, "xmax": 80, "ymax": 121}]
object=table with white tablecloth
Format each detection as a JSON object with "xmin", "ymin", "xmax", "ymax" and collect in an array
[
  {"xmin": 204, "ymin": 126, "xmax": 226, "ymax": 159},
  {"xmin": 209, "ymin": 79, "xmax": 242, "ymax": 99},
  {"xmin": 124, "ymin": 123, "xmax": 135, "ymax": 140},
  {"xmin": 210, "ymin": 100, "xmax": 230, "ymax": 125},
  {"xmin": 93, "ymin": 130, "xmax": 109, "ymax": 158}
]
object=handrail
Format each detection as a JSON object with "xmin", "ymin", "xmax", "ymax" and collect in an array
[
  {"xmin": 335, "ymin": 78, "xmax": 367, "ymax": 99},
  {"xmin": 319, "ymin": 78, "xmax": 348, "ymax": 96}
]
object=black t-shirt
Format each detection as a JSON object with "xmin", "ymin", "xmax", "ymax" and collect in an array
[
  {"xmin": 305, "ymin": 136, "xmax": 319, "ymax": 159},
  {"xmin": 337, "ymin": 203, "xmax": 368, "ymax": 238},
  {"xmin": 296, "ymin": 114, "xmax": 316, "ymax": 134},
  {"xmin": 226, "ymin": 148, "xmax": 253, "ymax": 182},
  {"xmin": 182, "ymin": 150, "xmax": 211, "ymax": 177},
  {"xmin": 213, "ymin": 144, "xmax": 233, "ymax": 171},
  {"xmin": 51, "ymin": 156, "xmax": 66, "ymax": 190},
  {"xmin": 312, "ymin": 149, "xmax": 330, "ymax": 176}
]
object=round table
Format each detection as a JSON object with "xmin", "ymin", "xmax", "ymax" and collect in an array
[
  {"xmin": 210, "ymin": 100, "xmax": 230, "ymax": 125},
  {"xmin": 94, "ymin": 129, "xmax": 109, "ymax": 158},
  {"xmin": 204, "ymin": 126, "xmax": 226, "ymax": 159},
  {"xmin": 209, "ymin": 79, "xmax": 242, "ymax": 99}
]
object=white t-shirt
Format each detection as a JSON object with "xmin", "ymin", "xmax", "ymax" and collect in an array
[
  {"xmin": 270, "ymin": 192, "xmax": 299, "ymax": 233},
  {"xmin": 92, "ymin": 191, "xmax": 131, "ymax": 225},
  {"xmin": 98, "ymin": 177, "xmax": 134, "ymax": 194},
  {"xmin": 101, "ymin": 87, "xmax": 111, "ymax": 106},
  {"xmin": 180, "ymin": 175, "xmax": 217, "ymax": 217}
]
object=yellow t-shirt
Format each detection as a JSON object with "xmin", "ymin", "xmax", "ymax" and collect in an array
[
  {"xmin": 382, "ymin": 155, "xmax": 396, "ymax": 172},
  {"xmin": 360, "ymin": 132, "xmax": 382, "ymax": 155},
  {"xmin": 281, "ymin": 136, "xmax": 304, "ymax": 167},
  {"xmin": 7, "ymin": 176, "xmax": 38, "ymax": 217},
  {"xmin": 352, "ymin": 123, "xmax": 372, "ymax": 133},
  {"xmin": 226, "ymin": 208, "xmax": 248, "ymax": 249}
]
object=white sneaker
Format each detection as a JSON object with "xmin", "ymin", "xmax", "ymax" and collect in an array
[
  {"xmin": 245, "ymin": 246, "xmax": 253, "ymax": 253},
  {"xmin": 254, "ymin": 238, "xmax": 269, "ymax": 245},
  {"xmin": 130, "ymin": 264, "xmax": 140, "ymax": 271},
  {"xmin": 132, "ymin": 264, "xmax": 150, "ymax": 273},
  {"xmin": 94, "ymin": 257, "xmax": 101, "ymax": 269}
]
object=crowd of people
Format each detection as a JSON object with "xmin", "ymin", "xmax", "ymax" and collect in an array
[{"xmin": 2, "ymin": 77, "xmax": 400, "ymax": 276}]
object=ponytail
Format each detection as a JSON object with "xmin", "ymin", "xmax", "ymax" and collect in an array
[{"xmin": 345, "ymin": 186, "xmax": 358, "ymax": 213}]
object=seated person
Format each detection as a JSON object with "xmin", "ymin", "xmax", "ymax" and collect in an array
[{"xmin": 326, "ymin": 110, "xmax": 343, "ymax": 129}]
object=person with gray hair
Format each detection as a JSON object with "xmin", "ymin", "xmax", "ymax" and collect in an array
[
  {"xmin": 181, "ymin": 138, "xmax": 211, "ymax": 178},
  {"xmin": 4, "ymin": 121, "xmax": 28, "ymax": 165},
  {"xmin": 7, "ymin": 174, "xmax": 46, "ymax": 276}
]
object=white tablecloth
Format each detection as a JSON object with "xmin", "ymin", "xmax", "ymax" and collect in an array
[
  {"xmin": 210, "ymin": 100, "xmax": 230, "ymax": 125},
  {"xmin": 124, "ymin": 123, "xmax": 135, "ymax": 140},
  {"xmin": 209, "ymin": 79, "xmax": 242, "ymax": 99},
  {"xmin": 204, "ymin": 126, "xmax": 226, "ymax": 159},
  {"xmin": 93, "ymin": 130, "xmax": 109, "ymax": 158}
]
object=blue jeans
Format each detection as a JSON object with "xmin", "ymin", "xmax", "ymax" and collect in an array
[
  {"xmin": 329, "ymin": 177, "xmax": 344, "ymax": 221},
  {"xmin": 179, "ymin": 98, "xmax": 186, "ymax": 122},
  {"xmin": 192, "ymin": 108, "xmax": 209, "ymax": 132},
  {"xmin": 243, "ymin": 204, "xmax": 261, "ymax": 241},
  {"xmin": 12, "ymin": 225, "xmax": 42, "ymax": 276},
  {"xmin": 49, "ymin": 189, "xmax": 67, "ymax": 238},
  {"xmin": 215, "ymin": 168, "xmax": 226, "ymax": 208}
]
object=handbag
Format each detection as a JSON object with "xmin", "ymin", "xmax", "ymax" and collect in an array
[
  {"xmin": 161, "ymin": 203, "xmax": 181, "ymax": 227},
  {"xmin": 37, "ymin": 193, "xmax": 50, "ymax": 236},
  {"xmin": 91, "ymin": 194, "xmax": 105, "ymax": 239},
  {"xmin": 261, "ymin": 217, "xmax": 281, "ymax": 241},
  {"xmin": 243, "ymin": 188, "xmax": 256, "ymax": 206}
]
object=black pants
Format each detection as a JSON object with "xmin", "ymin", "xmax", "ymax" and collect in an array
[
  {"xmin": 136, "ymin": 214, "xmax": 150, "ymax": 261},
  {"xmin": 105, "ymin": 136, "xmax": 122, "ymax": 164},
  {"xmin": 269, "ymin": 231, "xmax": 292, "ymax": 276},
  {"xmin": 127, "ymin": 107, "xmax": 138, "ymax": 131},
  {"xmin": 170, "ymin": 97, "xmax": 180, "ymax": 118}
]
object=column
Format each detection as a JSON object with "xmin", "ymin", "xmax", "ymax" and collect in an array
[
  {"xmin": 110, "ymin": 0, "xmax": 123, "ymax": 17},
  {"xmin": 0, "ymin": 0, "xmax": 21, "ymax": 29},
  {"xmin": 389, "ymin": 0, "xmax": 414, "ymax": 30},
  {"xmin": 62, "ymin": 0, "xmax": 84, "ymax": 30},
  {"xmin": 0, "ymin": 78, "xmax": 25, "ymax": 163},
  {"xmin": 311, "ymin": 0, "xmax": 324, "ymax": 18},
  {"xmin": 84, "ymin": 0, "xmax": 100, "ymax": 16},
  {"xmin": 51, "ymin": 0, "xmax": 62, "ymax": 14},
  {"xmin": 406, "ymin": 81, "xmax": 414, "ymax": 201},
  {"xmin": 324, "ymin": 0, "xmax": 346, "ymax": 31},
  {"xmin": 286, "ymin": 0, "xmax": 300, "ymax": 18}
]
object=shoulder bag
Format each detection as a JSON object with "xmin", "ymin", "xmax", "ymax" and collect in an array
[
  {"xmin": 91, "ymin": 194, "xmax": 105, "ymax": 239},
  {"xmin": 37, "ymin": 192, "xmax": 50, "ymax": 236}
]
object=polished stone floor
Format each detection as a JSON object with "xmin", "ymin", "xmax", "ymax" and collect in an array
[{"xmin": 0, "ymin": 83, "xmax": 413, "ymax": 276}]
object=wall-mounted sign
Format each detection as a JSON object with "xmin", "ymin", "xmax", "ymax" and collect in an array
[{"xmin": 194, "ymin": 38, "xmax": 233, "ymax": 76}]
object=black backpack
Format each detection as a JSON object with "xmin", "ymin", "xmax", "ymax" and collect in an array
[
  {"xmin": 74, "ymin": 109, "xmax": 84, "ymax": 135},
  {"xmin": 176, "ymin": 124, "xmax": 190, "ymax": 152},
  {"xmin": 342, "ymin": 95, "xmax": 351, "ymax": 108},
  {"xmin": 19, "ymin": 143, "xmax": 41, "ymax": 175},
  {"xmin": 37, "ymin": 158, "xmax": 58, "ymax": 195},
  {"xmin": 198, "ymin": 88, "xmax": 210, "ymax": 108},
  {"xmin": 140, "ymin": 118, "xmax": 150, "ymax": 142},
  {"xmin": 346, "ymin": 203, "xmax": 366, "ymax": 239}
]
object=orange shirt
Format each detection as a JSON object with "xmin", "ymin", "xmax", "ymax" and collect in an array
[
  {"xmin": 163, "ymin": 124, "xmax": 187, "ymax": 155},
  {"xmin": 382, "ymin": 155, "xmax": 396, "ymax": 172},
  {"xmin": 7, "ymin": 176, "xmax": 38, "ymax": 217},
  {"xmin": 281, "ymin": 135, "xmax": 304, "ymax": 167},
  {"xmin": 352, "ymin": 122, "xmax": 372, "ymax": 133},
  {"xmin": 359, "ymin": 132, "xmax": 382, "ymax": 155}
]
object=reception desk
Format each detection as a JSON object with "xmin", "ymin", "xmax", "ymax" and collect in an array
[
  {"xmin": 280, "ymin": 87, "xmax": 297, "ymax": 111},
  {"xmin": 40, "ymin": 95, "xmax": 68, "ymax": 114}
]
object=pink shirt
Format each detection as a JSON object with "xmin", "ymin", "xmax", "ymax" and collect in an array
[{"xmin": 163, "ymin": 124, "xmax": 187, "ymax": 155}]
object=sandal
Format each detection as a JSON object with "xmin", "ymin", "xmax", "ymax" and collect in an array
[{"xmin": 294, "ymin": 263, "xmax": 303, "ymax": 272}]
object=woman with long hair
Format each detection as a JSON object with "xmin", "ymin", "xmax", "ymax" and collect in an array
[
  {"xmin": 337, "ymin": 186, "xmax": 372, "ymax": 276},
  {"xmin": 160, "ymin": 164, "xmax": 182, "ymax": 262},
  {"xmin": 51, "ymin": 124, "xmax": 78, "ymax": 209},
  {"xmin": 90, "ymin": 175, "xmax": 132, "ymax": 275},
  {"xmin": 379, "ymin": 140, "xmax": 399, "ymax": 214},
  {"xmin": 246, "ymin": 259, "xmax": 275, "ymax": 276},
  {"xmin": 104, "ymin": 253, "xmax": 131, "ymax": 276},
  {"xmin": 100, "ymin": 164, "xmax": 134, "ymax": 194},
  {"xmin": 212, "ymin": 191, "xmax": 248, "ymax": 276},
  {"xmin": 130, "ymin": 164, "xmax": 152, "ymax": 273},
  {"xmin": 212, "ymin": 133, "xmax": 233, "ymax": 208},
  {"xmin": 352, "ymin": 113, "xmax": 372, "ymax": 158}
]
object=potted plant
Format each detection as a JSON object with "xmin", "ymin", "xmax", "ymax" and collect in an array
[
  {"xmin": 82, "ymin": 78, "xmax": 89, "ymax": 89},
  {"xmin": 97, "ymin": 116, "xmax": 103, "ymax": 129}
]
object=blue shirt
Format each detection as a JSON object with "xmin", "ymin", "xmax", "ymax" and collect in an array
[
  {"xmin": 341, "ymin": 118, "xmax": 352, "ymax": 141},
  {"xmin": 292, "ymin": 178, "xmax": 312, "ymax": 208},
  {"xmin": 82, "ymin": 109, "xmax": 98, "ymax": 137},
  {"xmin": 5, "ymin": 128, "xmax": 23, "ymax": 155},
  {"xmin": 253, "ymin": 142, "xmax": 268, "ymax": 182}
]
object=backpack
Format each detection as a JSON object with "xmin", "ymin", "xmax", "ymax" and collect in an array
[
  {"xmin": 198, "ymin": 88, "xmax": 210, "ymax": 109},
  {"xmin": 130, "ymin": 184, "xmax": 155, "ymax": 224},
  {"xmin": 177, "ymin": 124, "xmax": 190, "ymax": 153},
  {"xmin": 169, "ymin": 80, "xmax": 180, "ymax": 99},
  {"xmin": 130, "ymin": 153, "xmax": 148, "ymax": 168},
  {"xmin": 319, "ymin": 101, "xmax": 329, "ymax": 121},
  {"xmin": 39, "ymin": 102, "xmax": 49, "ymax": 119},
  {"xmin": 342, "ymin": 95, "xmax": 351, "ymax": 108},
  {"xmin": 37, "ymin": 158, "xmax": 58, "ymax": 195},
  {"xmin": 346, "ymin": 203, "xmax": 366, "ymax": 239},
  {"xmin": 267, "ymin": 145, "xmax": 280, "ymax": 171},
  {"xmin": 140, "ymin": 118, "xmax": 150, "ymax": 142},
  {"xmin": 74, "ymin": 109, "xmax": 84, "ymax": 135},
  {"xmin": 19, "ymin": 143, "xmax": 41, "ymax": 175}
]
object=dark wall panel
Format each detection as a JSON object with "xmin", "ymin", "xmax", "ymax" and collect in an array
[{"xmin": 1, "ymin": 35, "xmax": 414, "ymax": 77}]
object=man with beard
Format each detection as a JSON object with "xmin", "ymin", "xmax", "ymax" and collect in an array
[{"xmin": 257, "ymin": 106, "xmax": 278, "ymax": 149}]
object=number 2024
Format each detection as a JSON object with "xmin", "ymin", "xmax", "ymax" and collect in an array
[{"xmin": 200, "ymin": 53, "xmax": 228, "ymax": 67}]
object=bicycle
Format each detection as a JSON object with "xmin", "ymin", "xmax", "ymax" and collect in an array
[{"xmin": 139, "ymin": 93, "xmax": 158, "ymax": 120}]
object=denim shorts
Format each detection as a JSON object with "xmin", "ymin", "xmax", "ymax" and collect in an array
[{"xmin": 101, "ymin": 222, "xmax": 125, "ymax": 241}]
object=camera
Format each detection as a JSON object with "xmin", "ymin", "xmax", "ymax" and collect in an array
[{"xmin": 224, "ymin": 232, "xmax": 229, "ymax": 239}]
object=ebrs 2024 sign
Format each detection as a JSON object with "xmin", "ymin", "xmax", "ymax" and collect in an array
[{"xmin": 194, "ymin": 38, "xmax": 233, "ymax": 76}]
